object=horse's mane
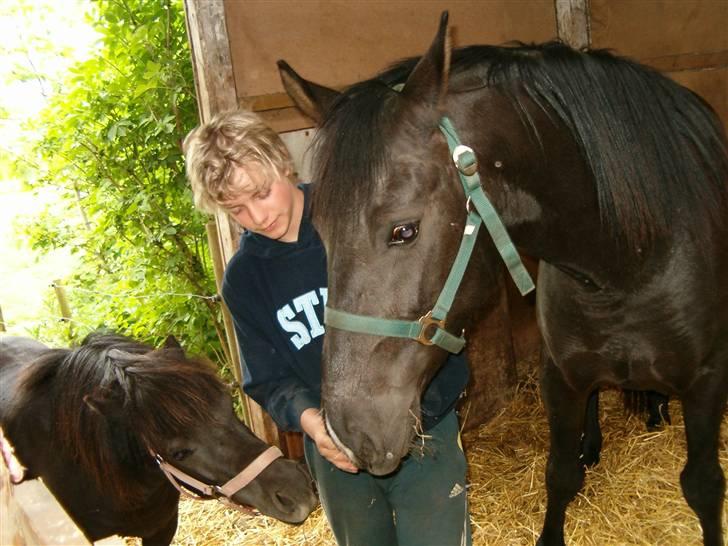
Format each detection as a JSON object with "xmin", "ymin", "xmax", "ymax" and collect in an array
[
  {"xmin": 13, "ymin": 332, "xmax": 225, "ymax": 507},
  {"xmin": 312, "ymin": 42, "xmax": 728, "ymax": 251}
]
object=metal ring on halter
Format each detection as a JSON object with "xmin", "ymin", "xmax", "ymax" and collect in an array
[{"xmin": 416, "ymin": 311, "xmax": 446, "ymax": 346}]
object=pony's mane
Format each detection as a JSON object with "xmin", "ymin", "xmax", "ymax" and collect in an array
[
  {"xmin": 15, "ymin": 332, "xmax": 225, "ymax": 507},
  {"xmin": 312, "ymin": 42, "xmax": 728, "ymax": 251}
]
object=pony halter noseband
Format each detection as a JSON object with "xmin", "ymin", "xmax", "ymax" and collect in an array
[
  {"xmin": 325, "ymin": 116, "xmax": 535, "ymax": 353},
  {"xmin": 152, "ymin": 445, "xmax": 283, "ymax": 514}
]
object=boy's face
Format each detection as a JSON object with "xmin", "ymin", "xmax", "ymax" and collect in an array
[{"xmin": 222, "ymin": 163, "xmax": 304, "ymax": 242}]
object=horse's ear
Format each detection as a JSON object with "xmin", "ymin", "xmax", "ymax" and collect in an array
[
  {"xmin": 277, "ymin": 60, "xmax": 340, "ymax": 124},
  {"xmin": 400, "ymin": 11, "xmax": 451, "ymax": 109}
]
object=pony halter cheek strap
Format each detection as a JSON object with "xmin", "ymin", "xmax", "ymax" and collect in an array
[
  {"xmin": 325, "ymin": 116, "xmax": 535, "ymax": 353},
  {"xmin": 152, "ymin": 445, "xmax": 283, "ymax": 514}
]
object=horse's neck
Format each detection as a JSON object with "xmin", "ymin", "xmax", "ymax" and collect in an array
[{"xmin": 462, "ymin": 107, "xmax": 612, "ymax": 281}]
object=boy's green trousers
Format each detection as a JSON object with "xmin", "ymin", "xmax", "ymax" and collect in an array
[{"xmin": 304, "ymin": 410, "xmax": 472, "ymax": 546}]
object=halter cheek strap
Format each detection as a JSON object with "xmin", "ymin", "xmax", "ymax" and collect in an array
[
  {"xmin": 152, "ymin": 445, "xmax": 283, "ymax": 513},
  {"xmin": 439, "ymin": 116, "xmax": 535, "ymax": 296},
  {"xmin": 324, "ymin": 116, "xmax": 535, "ymax": 353}
]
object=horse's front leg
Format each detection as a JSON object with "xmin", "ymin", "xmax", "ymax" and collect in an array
[
  {"xmin": 679, "ymin": 364, "xmax": 727, "ymax": 546},
  {"xmin": 537, "ymin": 356, "xmax": 588, "ymax": 546}
]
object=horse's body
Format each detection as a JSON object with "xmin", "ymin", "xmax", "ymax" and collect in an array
[
  {"xmin": 279, "ymin": 13, "xmax": 727, "ymax": 545},
  {"xmin": 0, "ymin": 334, "xmax": 317, "ymax": 545}
]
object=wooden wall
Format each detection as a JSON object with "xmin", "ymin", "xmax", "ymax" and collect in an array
[
  {"xmin": 590, "ymin": 0, "xmax": 727, "ymax": 127},
  {"xmin": 224, "ymin": 0, "xmax": 558, "ymax": 131}
]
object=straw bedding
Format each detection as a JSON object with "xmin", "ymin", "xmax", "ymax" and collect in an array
[{"xmin": 124, "ymin": 370, "xmax": 727, "ymax": 546}]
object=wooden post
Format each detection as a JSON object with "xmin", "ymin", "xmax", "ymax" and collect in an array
[
  {"xmin": 52, "ymin": 280, "xmax": 73, "ymax": 341},
  {"xmin": 184, "ymin": 0, "xmax": 281, "ymax": 449},
  {"xmin": 555, "ymin": 0, "xmax": 591, "ymax": 49},
  {"xmin": 205, "ymin": 221, "xmax": 251, "ymax": 427},
  {"xmin": 205, "ymin": 221, "xmax": 236, "ymax": 374}
]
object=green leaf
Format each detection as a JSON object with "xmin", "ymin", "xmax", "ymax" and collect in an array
[{"xmin": 7, "ymin": 0, "xmax": 225, "ymax": 366}]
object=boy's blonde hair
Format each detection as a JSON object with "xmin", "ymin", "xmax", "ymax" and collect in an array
[{"xmin": 183, "ymin": 110, "xmax": 293, "ymax": 213}]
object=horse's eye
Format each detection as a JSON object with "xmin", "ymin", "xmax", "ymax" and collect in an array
[
  {"xmin": 389, "ymin": 222, "xmax": 419, "ymax": 246},
  {"xmin": 172, "ymin": 448, "xmax": 193, "ymax": 462}
]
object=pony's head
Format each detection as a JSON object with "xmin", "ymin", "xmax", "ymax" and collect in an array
[
  {"xmin": 55, "ymin": 333, "xmax": 316, "ymax": 521},
  {"xmin": 280, "ymin": 13, "xmax": 498, "ymax": 474}
]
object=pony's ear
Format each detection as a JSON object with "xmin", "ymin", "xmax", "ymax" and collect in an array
[
  {"xmin": 277, "ymin": 59, "xmax": 340, "ymax": 124},
  {"xmin": 400, "ymin": 11, "xmax": 451, "ymax": 109},
  {"xmin": 162, "ymin": 335, "xmax": 183, "ymax": 351},
  {"xmin": 157, "ymin": 335, "xmax": 186, "ymax": 360}
]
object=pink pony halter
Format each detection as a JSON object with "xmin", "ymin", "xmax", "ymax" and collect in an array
[{"xmin": 151, "ymin": 445, "xmax": 283, "ymax": 514}]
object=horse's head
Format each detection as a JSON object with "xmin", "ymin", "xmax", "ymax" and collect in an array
[
  {"xmin": 280, "ymin": 13, "xmax": 496, "ymax": 474},
  {"xmin": 78, "ymin": 335, "xmax": 317, "ymax": 522}
]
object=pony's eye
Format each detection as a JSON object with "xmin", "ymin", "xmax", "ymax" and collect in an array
[
  {"xmin": 172, "ymin": 448, "xmax": 193, "ymax": 462},
  {"xmin": 389, "ymin": 222, "xmax": 419, "ymax": 246}
]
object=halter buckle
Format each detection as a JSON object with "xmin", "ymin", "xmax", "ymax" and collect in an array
[
  {"xmin": 416, "ymin": 311, "xmax": 446, "ymax": 346},
  {"xmin": 452, "ymin": 144, "xmax": 478, "ymax": 176}
]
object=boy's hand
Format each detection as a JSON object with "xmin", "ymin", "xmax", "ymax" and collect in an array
[{"xmin": 300, "ymin": 408, "xmax": 358, "ymax": 473}]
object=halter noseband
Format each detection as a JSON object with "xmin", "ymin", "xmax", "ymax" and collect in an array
[
  {"xmin": 325, "ymin": 116, "xmax": 535, "ymax": 353},
  {"xmin": 152, "ymin": 445, "xmax": 283, "ymax": 514}
]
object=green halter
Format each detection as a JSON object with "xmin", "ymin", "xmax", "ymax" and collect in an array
[{"xmin": 324, "ymin": 116, "xmax": 535, "ymax": 353}]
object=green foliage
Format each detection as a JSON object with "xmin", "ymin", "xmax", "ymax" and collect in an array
[{"xmin": 17, "ymin": 0, "xmax": 227, "ymax": 363}]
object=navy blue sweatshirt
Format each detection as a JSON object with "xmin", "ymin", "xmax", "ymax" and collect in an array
[{"xmin": 222, "ymin": 184, "xmax": 469, "ymax": 432}]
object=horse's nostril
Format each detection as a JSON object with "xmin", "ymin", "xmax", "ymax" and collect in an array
[{"xmin": 275, "ymin": 491, "xmax": 295, "ymax": 511}]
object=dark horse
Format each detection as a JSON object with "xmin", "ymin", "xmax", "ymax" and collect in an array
[
  {"xmin": 0, "ymin": 333, "xmax": 317, "ymax": 545},
  {"xmin": 278, "ymin": 12, "xmax": 727, "ymax": 546}
]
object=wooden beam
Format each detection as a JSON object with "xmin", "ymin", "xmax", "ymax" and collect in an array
[
  {"xmin": 555, "ymin": 0, "xmax": 591, "ymax": 49},
  {"xmin": 183, "ymin": 0, "xmax": 280, "ymax": 448},
  {"xmin": 642, "ymin": 50, "xmax": 728, "ymax": 74},
  {"xmin": 183, "ymin": 0, "xmax": 241, "ymax": 264},
  {"xmin": 183, "ymin": 0, "xmax": 238, "ymax": 118}
]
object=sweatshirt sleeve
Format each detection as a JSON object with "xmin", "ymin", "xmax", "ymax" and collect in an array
[{"xmin": 223, "ymin": 281, "xmax": 320, "ymax": 432}]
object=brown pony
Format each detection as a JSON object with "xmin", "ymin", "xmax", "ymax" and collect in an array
[{"xmin": 0, "ymin": 333, "xmax": 317, "ymax": 545}]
